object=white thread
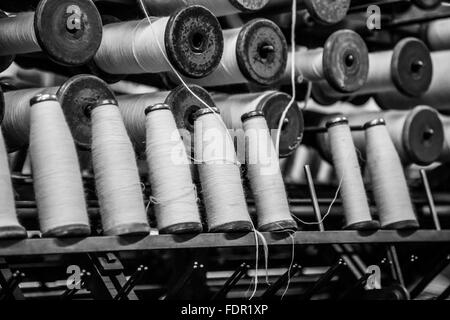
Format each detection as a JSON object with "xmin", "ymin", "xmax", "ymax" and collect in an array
[
  {"xmin": 91, "ymin": 103, "xmax": 149, "ymax": 235},
  {"xmin": 94, "ymin": 18, "xmax": 171, "ymax": 74},
  {"xmin": 275, "ymin": 0, "xmax": 297, "ymax": 156},
  {"xmin": 0, "ymin": 129, "xmax": 25, "ymax": 233},
  {"xmin": 3, "ymin": 88, "xmax": 58, "ymax": 150},
  {"xmin": 0, "ymin": 12, "xmax": 40, "ymax": 55},
  {"xmin": 145, "ymin": 108, "xmax": 201, "ymax": 231},
  {"xmin": 142, "ymin": 0, "xmax": 266, "ymax": 17},
  {"xmin": 365, "ymin": 123, "xmax": 418, "ymax": 228},
  {"xmin": 194, "ymin": 112, "xmax": 252, "ymax": 230},
  {"xmin": 29, "ymin": 98, "xmax": 90, "ymax": 236},
  {"xmin": 243, "ymin": 116, "xmax": 295, "ymax": 230},
  {"xmin": 183, "ymin": 28, "xmax": 247, "ymax": 86},
  {"xmin": 284, "ymin": 47, "xmax": 323, "ymax": 82},
  {"xmin": 426, "ymin": 18, "xmax": 450, "ymax": 50},
  {"xmin": 328, "ymin": 122, "xmax": 373, "ymax": 227}
]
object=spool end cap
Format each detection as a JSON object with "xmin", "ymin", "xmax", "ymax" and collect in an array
[
  {"xmin": 326, "ymin": 116, "xmax": 348, "ymax": 128},
  {"xmin": 236, "ymin": 19, "xmax": 287, "ymax": 86},
  {"xmin": 304, "ymin": 0, "xmax": 350, "ymax": 25},
  {"xmin": 34, "ymin": 0, "xmax": 103, "ymax": 66},
  {"xmin": 229, "ymin": 0, "xmax": 269, "ymax": 12},
  {"xmin": 391, "ymin": 38, "xmax": 432, "ymax": 97},
  {"xmin": 165, "ymin": 5, "xmax": 224, "ymax": 79},
  {"xmin": 323, "ymin": 30, "xmax": 369, "ymax": 93}
]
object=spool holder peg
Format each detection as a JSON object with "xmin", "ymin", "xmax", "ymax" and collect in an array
[
  {"xmin": 0, "ymin": 260, "xmax": 25, "ymax": 301},
  {"xmin": 236, "ymin": 19, "xmax": 287, "ymax": 86},
  {"xmin": 303, "ymin": 0, "xmax": 351, "ymax": 25},
  {"xmin": 7, "ymin": 0, "xmax": 103, "ymax": 66},
  {"xmin": 261, "ymin": 264, "xmax": 303, "ymax": 299},
  {"xmin": 114, "ymin": 265, "xmax": 148, "ymax": 300},
  {"xmin": 211, "ymin": 262, "xmax": 249, "ymax": 300},
  {"xmin": 57, "ymin": 74, "xmax": 116, "ymax": 151},
  {"xmin": 410, "ymin": 253, "xmax": 450, "ymax": 299}
]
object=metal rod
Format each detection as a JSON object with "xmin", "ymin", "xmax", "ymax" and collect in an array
[
  {"xmin": 165, "ymin": 261, "xmax": 202, "ymax": 300},
  {"xmin": 420, "ymin": 169, "xmax": 441, "ymax": 231},
  {"xmin": 60, "ymin": 270, "xmax": 90, "ymax": 300},
  {"xmin": 410, "ymin": 254, "xmax": 450, "ymax": 299},
  {"xmin": 304, "ymin": 165, "xmax": 324, "ymax": 231},
  {"xmin": 301, "ymin": 258, "xmax": 346, "ymax": 300},
  {"xmin": 261, "ymin": 264, "xmax": 302, "ymax": 299},
  {"xmin": 304, "ymin": 125, "xmax": 365, "ymax": 134},
  {"xmin": 338, "ymin": 272, "xmax": 373, "ymax": 300},
  {"xmin": 114, "ymin": 265, "xmax": 148, "ymax": 300},
  {"xmin": 212, "ymin": 263, "xmax": 249, "ymax": 300},
  {"xmin": 0, "ymin": 271, "xmax": 25, "ymax": 300},
  {"xmin": 389, "ymin": 246, "xmax": 405, "ymax": 287}
]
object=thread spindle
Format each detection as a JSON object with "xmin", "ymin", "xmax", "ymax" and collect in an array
[
  {"xmin": 242, "ymin": 111, "xmax": 297, "ymax": 232},
  {"xmin": 326, "ymin": 117, "xmax": 378, "ymax": 230},
  {"xmin": 194, "ymin": 108, "xmax": 252, "ymax": 232},
  {"xmin": 29, "ymin": 94, "xmax": 90, "ymax": 237},
  {"xmin": 364, "ymin": 118, "xmax": 419, "ymax": 229},
  {"xmin": 145, "ymin": 103, "xmax": 202, "ymax": 234}
]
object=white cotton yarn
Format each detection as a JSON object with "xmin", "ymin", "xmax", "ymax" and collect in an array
[
  {"xmin": 29, "ymin": 94, "xmax": 90, "ymax": 237},
  {"xmin": 364, "ymin": 118, "xmax": 419, "ymax": 229},
  {"xmin": 194, "ymin": 108, "xmax": 252, "ymax": 232},
  {"xmin": 242, "ymin": 111, "xmax": 297, "ymax": 231},
  {"xmin": 326, "ymin": 117, "xmax": 378, "ymax": 230},
  {"xmin": 145, "ymin": 103, "xmax": 202, "ymax": 234},
  {"xmin": 0, "ymin": 12, "xmax": 40, "ymax": 55},
  {"xmin": 91, "ymin": 99, "xmax": 150, "ymax": 236}
]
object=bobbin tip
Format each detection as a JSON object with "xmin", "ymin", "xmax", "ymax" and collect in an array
[
  {"xmin": 0, "ymin": 225, "xmax": 28, "ymax": 240},
  {"xmin": 42, "ymin": 224, "xmax": 91, "ymax": 238},
  {"xmin": 344, "ymin": 220, "xmax": 380, "ymax": 231},
  {"xmin": 325, "ymin": 116, "xmax": 348, "ymax": 128},
  {"xmin": 192, "ymin": 107, "xmax": 221, "ymax": 121},
  {"xmin": 241, "ymin": 110, "xmax": 265, "ymax": 123},
  {"xmin": 159, "ymin": 222, "xmax": 203, "ymax": 234},
  {"xmin": 258, "ymin": 220, "xmax": 298, "ymax": 232},
  {"xmin": 30, "ymin": 93, "xmax": 59, "ymax": 106},
  {"xmin": 144, "ymin": 103, "xmax": 170, "ymax": 116},
  {"xmin": 103, "ymin": 223, "xmax": 150, "ymax": 236},
  {"xmin": 209, "ymin": 221, "xmax": 253, "ymax": 233},
  {"xmin": 363, "ymin": 118, "xmax": 386, "ymax": 129},
  {"xmin": 382, "ymin": 220, "xmax": 420, "ymax": 230}
]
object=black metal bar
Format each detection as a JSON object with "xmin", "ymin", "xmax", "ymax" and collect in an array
[
  {"xmin": 212, "ymin": 263, "xmax": 249, "ymax": 300},
  {"xmin": 301, "ymin": 259, "xmax": 346, "ymax": 300},
  {"xmin": 261, "ymin": 264, "xmax": 302, "ymax": 299},
  {"xmin": 304, "ymin": 165, "xmax": 324, "ymax": 231},
  {"xmin": 337, "ymin": 272, "xmax": 373, "ymax": 300},
  {"xmin": 436, "ymin": 284, "xmax": 450, "ymax": 300},
  {"xmin": 114, "ymin": 265, "xmax": 148, "ymax": 300},
  {"xmin": 410, "ymin": 254, "xmax": 450, "ymax": 299},
  {"xmin": 420, "ymin": 169, "xmax": 441, "ymax": 230},
  {"xmin": 389, "ymin": 246, "xmax": 405, "ymax": 287},
  {"xmin": 165, "ymin": 262, "xmax": 203, "ymax": 300}
]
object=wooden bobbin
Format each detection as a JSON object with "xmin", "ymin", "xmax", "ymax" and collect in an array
[
  {"xmin": 193, "ymin": 107, "xmax": 253, "ymax": 233},
  {"xmin": 141, "ymin": 0, "xmax": 269, "ymax": 17},
  {"xmin": 180, "ymin": 18, "xmax": 287, "ymax": 86},
  {"xmin": 364, "ymin": 118, "xmax": 419, "ymax": 230},
  {"xmin": 285, "ymin": 30, "xmax": 368, "ymax": 94},
  {"xmin": 144, "ymin": 103, "xmax": 203, "ymax": 234},
  {"xmin": 1, "ymin": 75, "xmax": 115, "ymax": 153},
  {"xmin": 313, "ymin": 38, "xmax": 432, "ymax": 105},
  {"xmin": 326, "ymin": 117, "xmax": 379, "ymax": 230},
  {"xmin": 29, "ymin": 93, "xmax": 91, "ymax": 237},
  {"xmin": 241, "ymin": 110, "xmax": 297, "ymax": 232},
  {"xmin": 117, "ymin": 85, "xmax": 215, "ymax": 154},
  {"xmin": 0, "ymin": 100, "xmax": 27, "ymax": 238},
  {"xmin": 0, "ymin": 0, "xmax": 103, "ymax": 66},
  {"xmin": 92, "ymin": 5, "xmax": 223, "ymax": 79},
  {"xmin": 214, "ymin": 91, "xmax": 303, "ymax": 158},
  {"xmin": 375, "ymin": 51, "xmax": 450, "ymax": 111}
]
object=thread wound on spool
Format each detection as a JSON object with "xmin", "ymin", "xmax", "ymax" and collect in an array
[
  {"xmin": 29, "ymin": 94, "xmax": 90, "ymax": 237},
  {"xmin": 145, "ymin": 105, "xmax": 202, "ymax": 234},
  {"xmin": 194, "ymin": 111, "xmax": 252, "ymax": 232},
  {"xmin": 364, "ymin": 119, "xmax": 419, "ymax": 230},
  {"xmin": 242, "ymin": 112, "xmax": 297, "ymax": 232},
  {"xmin": 327, "ymin": 117, "xmax": 379, "ymax": 230},
  {"xmin": 91, "ymin": 100, "xmax": 150, "ymax": 236},
  {"xmin": 0, "ymin": 130, "xmax": 27, "ymax": 239}
]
